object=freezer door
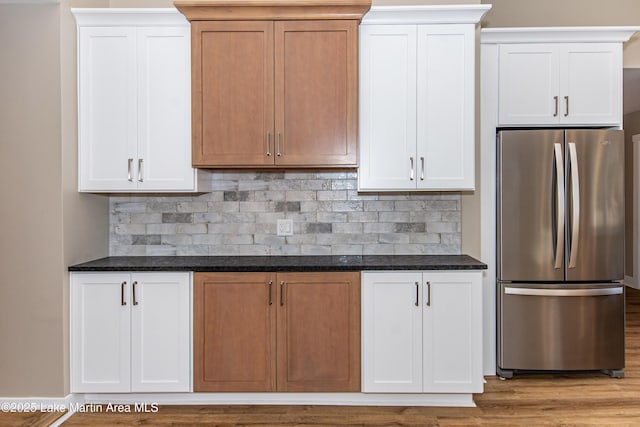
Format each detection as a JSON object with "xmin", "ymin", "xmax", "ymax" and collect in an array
[
  {"xmin": 565, "ymin": 130, "xmax": 624, "ymax": 281},
  {"xmin": 498, "ymin": 130, "xmax": 565, "ymax": 282},
  {"xmin": 498, "ymin": 283, "xmax": 625, "ymax": 372}
]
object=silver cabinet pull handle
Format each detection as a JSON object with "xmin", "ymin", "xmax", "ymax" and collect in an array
[
  {"xmin": 426, "ymin": 281, "xmax": 431, "ymax": 307},
  {"xmin": 420, "ymin": 156, "xmax": 425, "ymax": 181},
  {"xmin": 564, "ymin": 96, "xmax": 569, "ymax": 117},
  {"xmin": 410, "ymin": 157, "xmax": 414, "ymax": 180},
  {"xmin": 553, "ymin": 143, "xmax": 565, "ymax": 269},
  {"xmin": 268, "ymin": 280, "xmax": 273, "ymax": 305},
  {"xmin": 276, "ymin": 133, "xmax": 282, "ymax": 157},
  {"xmin": 280, "ymin": 281, "xmax": 285, "ymax": 306},
  {"xmin": 137, "ymin": 159, "xmax": 143, "ymax": 182},
  {"xmin": 127, "ymin": 159, "xmax": 133, "ymax": 182},
  {"xmin": 553, "ymin": 96, "xmax": 559, "ymax": 117},
  {"xmin": 132, "ymin": 281, "xmax": 139, "ymax": 306},
  {"xmin": 415, "ymin": 281, "xmax": 419, "ymax": 307},
  {"xmin": 121, "ymin": 281, "xmax": 127, "ymax": 306},
  {"xmin": 266, "ymin": 132, "xmax": 272, "ymax": 157},
  {"xmin": 568, "ymin": 142, "xmax": 580, "ymax": 268}
]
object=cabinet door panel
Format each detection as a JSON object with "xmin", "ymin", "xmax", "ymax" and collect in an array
[
  {"xmin": 71, "ymin": 273, "xmax": 131, "ymax": 393},
  {"xmin": 275, "ymin": 21, "xmax": 357, "ymax": 167},
  {"xmin": 422, "ymin": 272, "xmax": 482, "ymax": 393},
  {"xmin": 362, "ymin": 272, "xmax": 423, "ymax": 392},
  {"xmin": 78, "ymin": 27, "xmax": 137, "ymax": 191},
  {"xmin": 277, "ymin": 272, "xmax": 360, "ymax": 391},
  {"xmin": 130, "ymin": 273, "xmax": 190, "ymax": 392},
  {"xmin": 498, "ymin": 44, "xmax": 560, "ymax": 125},
  {"xmin": 193, "ymin": 21, "xmax": 274, "ymax": 166},
  {"xmin": 194, "ymin": 272, "xmax": 276, "ymax": 391},
  {"xmin": 417, "ymin": 25, "xmax": 474, "ymax": 190},
  {"xmin": 358, "ymin": 25, "xmax": 417, "ymax": 190},
  {"xmin": 561, "ymin": 43, "xmax": 621, "ymax": 125},
  {"xmin": 137, "ymin": 27, "xmax": 195, "ymax": 191}
]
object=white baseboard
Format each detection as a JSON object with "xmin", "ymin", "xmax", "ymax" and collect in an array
[{"xmin": 78, "ymin": 392, "xmax": 476, "ymax": 407}]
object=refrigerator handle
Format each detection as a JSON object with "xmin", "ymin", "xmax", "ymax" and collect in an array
[
  {"xmin": 568, "ymin": 142, "xmax": 580, "ymax": 269},
  {"xmin": 553, "ymin": 143, "xmax": 565, "ymax": 269},
  {"xmin": 504, "ymin": 287, "xmax": 623, "ymax": 297}
]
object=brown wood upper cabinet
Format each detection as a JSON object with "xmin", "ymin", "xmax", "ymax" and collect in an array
[
  {"xmin": 175, "ymin": 0, "xmax": 370, "ymax": 168},
  {"xmin": 193, "ymin": 271, "xmax": 361, "ymax": 392}
]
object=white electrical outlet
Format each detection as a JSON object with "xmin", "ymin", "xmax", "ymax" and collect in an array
[{"xmin": 277, "ymin": 219, "xmax": 293, "ymax": 236}]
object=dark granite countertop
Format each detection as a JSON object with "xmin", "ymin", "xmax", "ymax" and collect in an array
[{"xmin": 68, "ymin": 255, "xmax": 486, "ymax": 272}]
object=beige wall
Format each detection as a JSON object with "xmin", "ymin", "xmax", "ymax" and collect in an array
[
  {"xmin": 0, "ymin": 4, "xmax": 66, "ymax": 397},
  {"xmin": 0, "ymin": 2, "xmax": 108, "ymax": 397}
]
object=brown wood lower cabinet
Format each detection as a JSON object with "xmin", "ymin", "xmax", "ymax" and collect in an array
[{"xmin": 194, "ymin": 271, "xmax": 360, "ymax": 392}]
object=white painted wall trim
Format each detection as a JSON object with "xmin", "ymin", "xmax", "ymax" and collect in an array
[
  {"xmin": 77, "ymin": 392, "xmax": 475, "ymax": 408},
  {"xmin": 480, "ymin": 43, "xmax": 499, "ymax": 376},
  {"xmin": 71, "ymin": 8, "xmax": 188, "ymax": 27},
  {"xmin": 361, "ymin": 5, "xmax": 490, "ymax": 25},
  {"xmin": 482, "ymin": 27, "xmax": 640, "ymax": 44}
]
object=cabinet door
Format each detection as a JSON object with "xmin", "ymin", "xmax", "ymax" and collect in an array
[
  {"xmin": 422, "ymin": 272, "xmax": 483, "ymax": 393},
  {"xmin": 498, "ymin": 44, "xmax": 560, "ymax": 125},
  {"xmin": 358, "ymin": 25, "xmax": 417, "ymax": 191},
  {"xmin": 417, "ymin": 24, "xmax": 475, "ymax": 190},
  {"xmin": 191, "ymin": 21, "xmax": 274, "ymax": 167},
  {"xmin": 275, "ymin": 21, "xmax": 358, "ymax": 167},
  {"xmin": 78, "ymin": 27, "xmax": 137, "ymax": 191},
  {"xmin": 560, "ymin": 43, "xmax": 621, "ymax": 125},
  {"xmin": 71, "ymin": 273, "xmax": 131, "ymax": 393},
  {"xmin": 136, "ymin": 27, "xmax": 195, "ymax": 191},
  {"xmin": 130, "ymin": 273, "xmax": 191, "ymax": 392},
  {"xmin": 193, "ymin": 272, "xmax": 276, "ymax": 392},
  {"xmin": 362, "ymin": 272, "xmax": 422, "ymax": 393},
  {"xmin": 277, "ymin": 272, "xmax": 360, "ymax": 391}
]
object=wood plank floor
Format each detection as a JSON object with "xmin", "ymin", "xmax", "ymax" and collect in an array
[{"xmin": 6, "ymin": 287, "xmax": 640, "ymax": 426}]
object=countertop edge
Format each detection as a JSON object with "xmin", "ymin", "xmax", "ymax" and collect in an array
[{"xmin": 68, "ymin": 255, "xmax": 488, "ymax": 272}]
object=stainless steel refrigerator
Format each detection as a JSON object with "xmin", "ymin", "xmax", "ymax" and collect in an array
[{"xmin": 497, "ymin": 129, "xmax": 625, "ymax": 379}]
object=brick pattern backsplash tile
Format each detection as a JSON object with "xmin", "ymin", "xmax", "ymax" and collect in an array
[{"xmin": 110, "ymin": 171, "xmax": 461, "ymax": 256}]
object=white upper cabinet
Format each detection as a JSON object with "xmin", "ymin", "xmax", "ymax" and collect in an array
[
  {"xmin": 358, "ymin": 5, "xmax": 489, "ymax": 192},
  {"xmin": 74, "ymin": 9, "xmax": 199, "ymax": 192},
  {"xmin": 499, "ymin": 43, "xmax": 621, "ymax": 126},
  {"xmin": 484, "ymin": 27, "xmax": 640, "ymax": 128}
]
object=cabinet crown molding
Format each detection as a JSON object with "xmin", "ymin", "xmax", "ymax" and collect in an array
[
  {"xmin": 174, "ymin": 0, "xmax": 371, "ymax": 21},
  {"xmin": 71, "ymin": 8, "xmax": 187, "ymax": 27},
  {"xmin": 360, "ymin": 5, "xmax": 490, "ymax": 25},
  {"xmin": 481, "ymin": 26, "xmax": 640, "ymax": 44}
]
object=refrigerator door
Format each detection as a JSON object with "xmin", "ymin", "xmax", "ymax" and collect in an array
[
  {"xmin": 498, "ymin": 282, "xmax": 625, "ymax": 372},
  {"xmin": 565, "ymin": 129, "xmax": 625, "ymax": 281},
  {"xmin": 498, "ymin": 130, "xmax": 565, "ymax": 282}
]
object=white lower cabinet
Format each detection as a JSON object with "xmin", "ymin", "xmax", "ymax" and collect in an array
[
  {"xmin": 71, "ymin": 272, "xmax": 191, "ymax": 393},
  {"xmin": 362, "ymin": 271, "xmax": 483, "ymax": 393}
]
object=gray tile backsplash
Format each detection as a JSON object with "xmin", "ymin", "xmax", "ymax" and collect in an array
[{"xmin": 109, "ymin": 171, "xmax": 461, "ymax": 256}]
